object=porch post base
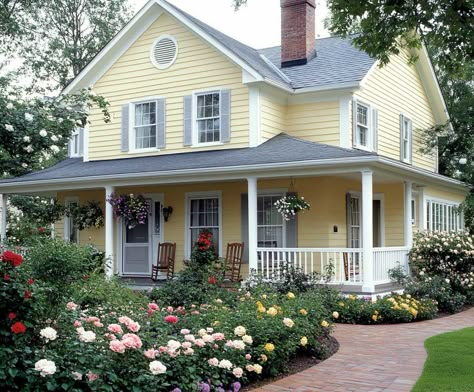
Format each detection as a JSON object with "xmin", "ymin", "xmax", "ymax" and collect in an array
[{"xmin": 104, "ymin": 186, "xmax": 115, "ymax": 279}]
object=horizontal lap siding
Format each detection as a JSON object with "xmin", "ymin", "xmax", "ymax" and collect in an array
[
  {"xmin": 356, "ymin": 50, "xmax": 436, "ymax": 171},
  {"xmin": 286, "ymin": 101, "xmax": 340, "ymax": 146},
  {"xmin": 89, "ymin": 13, "xmax": 249, "ymax": 161},
  {"xmin": 424, "ymin": 186, "xmax": 466, "ymax": 204},
  {"xmin": 260, "ymin": 94, "xmax": 286, "ymax": 141}
]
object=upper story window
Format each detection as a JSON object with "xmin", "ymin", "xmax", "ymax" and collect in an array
[
  {"xmin": 400, "ymin": 114, "xmax": 413, "ymax": 163},
  {"xmin": 133, "ymin": 101, "xmax": 157, "ymax": 150},
  {"xmin": 68, "ymin": 128, "xmax": 83, "ymax": 158},
  {"xmin": 196, "ymin": 92, "xmax": 220, "ymax": 143},
  {"xmin": 122, "ymin": 97, "xmax": 165, "ymax": 153},
  {"xmin": 183, "ymin": 89, "xmax": 231, "ymax": 148},
  {"xmin": 352, "ymin": 99, "xmax": 378, "ymax": 152}
]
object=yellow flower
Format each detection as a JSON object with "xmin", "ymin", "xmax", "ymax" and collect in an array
[
  {"xmin": 213, "ymin": 320, "xmax": 220, "ymax": 326},
  {"xmin": 253, "ymin": 364, "xmax": 263, "ymax": 374},
  {"xmin": 262, "ymin": 294, "xmax": 267, "ymax": 299},
  {"xmin": 287, "ymin": 292, "xmax": 295, "ymax": 299},
  {"xmin": 256, "ymin": 301, "xmax": 263, "ymax": 307},
  {"xmin": 264, "ymin": 343, "xmax": 275, "ymax": 352},
  {"xmin": 409, "ymin": 307, "xmax": 418, "ymax": 318},
  {"xmin": 260, "ymin": 354, "xmax": 268, "ymax": 362},
  {"xmin": 299, "ymin": 309, "xmax": 308, "ymax": 316},
  {"xmin": 338, "ymin": 302, "xmax": 345, "ymax": 307},
  {"xmin": 371, "ymin": 314, "xmax": 378, "ymax": 321},
  {"xmin": 348, "ymin": 294, "xmax": 356, "ymax": 300},
  {"xmin": 300, "ymin": 336, "xmax": 308, "ymax": 346},
  {"xmin": 401, "ymin": 303, "xmax": 409, "ymax": 310},
  {"xmin": 283, "ymin": 318, "xmax": 294, "ymax": 328},
  {"xmin": 267, "ymin": 307, "xmax": 278, "ymax": 316},
  {"xmin": 257, "ymin": 306, "xmax": 266, "ymax": 313},
  {"xmin": 321, "ymin": 320, "xmax": 329, "ymax": 328},
  {"xmin": 332, "ymin": 311, "xmax": 339, "ymax": 319},
  {"xmin": 374, "ymin": 310, "xmax": 379, "ymax": 315}
]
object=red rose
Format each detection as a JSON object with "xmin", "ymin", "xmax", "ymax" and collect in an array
[
  {"xmin": 4, "ymin": 274, "xmax": 10, "ymax": 281},
  {"xmin": 164, "ymin": 315, "xmax": 178, "ymax": 324},
  {"xmin": 24, "ymin": 290, "xmax": 32, "ymax": 299},
  {"xmin": 38, "ymin": 227, "xmax": 45, "ymax": 233},
  {"xmin": 208, "ymin": 276, "xmax": 217, "ymax": 285},
  {"xmin": 11, "ymin": 321, "xmax": 26, "ymax": 334},
  {"xmin": 1, "ymin": 251, "xmax": 23, "ymax": 267},
  {"xmin": 8, "ymin": 312, "xmax": 16, "ymax": 320},
  {"xmin": 27, "ymin": 278, "xmax": 34, "ymax": 285}
]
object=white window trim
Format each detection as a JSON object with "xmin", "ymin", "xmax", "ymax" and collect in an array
[
  {"xmin": 257, "ymin": 190, "xmax": 287, "ymax": 248},
  {"xmin": 64, "ymin": 196, "xmax": 79, "ymax": 244},
  {"xmin": 69, "ymin": 129, "xmax": 82, "ymax": 158},
  {"xmin": 425, "ymin": 196, "xmax": 464, "ymax": 231},
  {"xmin": 401, "ymin": 114, "xmax": 413, "ymax": 164},
  {"xmin": 191, "ymin": 89, "xmax": 224, "ymax": 147},
  {"xmin": 354, "ymin": 100, "xmax": 373, "ymax": 152},
  {"xmin": 128, "ymin": 96, "xmax": 163, "ymax": 153},
  {"xmin": 184, "ymin": 191, "xmax": 223, "ymax": 259}
]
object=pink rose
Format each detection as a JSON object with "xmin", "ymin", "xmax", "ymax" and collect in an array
[
  {"xmin": 208, "ymin": 357, "xmax": 219, "ymax": 366},
  {"xmin": 184, "ymin": 334, "xmax": 195, "ymax": 342},
  {"xmin": 166, "ymin": 306, "xmax": 174, "ymax": 313},
  {"xmin": 144, "ymin": 348, "xmax": 157, "ymax": 359},
  {"xmin": 127, "ymin": 321, "xmax": 140, "ymax": 332},
  {"xmin": 195, "ymin": 339, "xmax": 205, "ymax": 348},
  {"xmin": 181, "ymin": 341, "xmax": 192, "ymax": 349},
  {"xmin": 212, "ymin": 333, "xmax": 225, "ymax": 341},
  {"xmin": 109, "ymin": 340, "xmax": 126, "ymax": 353},
  {"xmin": 93, "ymin": 321, "xmax": 104, "ymax": 328},
  {"xmin": 108, "ymin": 324, "xmax": 123, "ymax": 334},
  {"xmin": 245, "ymin": 354, "xmax": 251, "ymax": 360},
  {"xmin": 233, "ymin": 367, "xmax": 243, "ymax": 378},
  {"xmin": 118, "ymin": 316, "xmax": 133, "ymax": 326},
  {"xmin": 148, "ymin": 303, "xmax": 159, "ymax": 311},
  {"xmin": 67, "ymin": 302, "xmax": 78, "ymax": 310},
  {"xmin": 164, "ymin": 315, "xmax": 178, "ymax": 324},
  {"xmin": 86, "ymin": 316, "xmax": 100, "ymax": 323},
  {"xmin": 159, "ymin": 346, "xmax": 167, "ymax": 353},
  {"xmin": 74, "ymin": 320, "xmax": 82, "ymax": 327},
  {"xmin": 122, "ymin": 333, "xmax": 142, "ymax": 349},
  {"xmin": 86, "ymin": 371, "xmax": 99, "ymax": 382},
  {"xmin": 180, "ymin": 329, "xmax": 190, "ymax": 335}
]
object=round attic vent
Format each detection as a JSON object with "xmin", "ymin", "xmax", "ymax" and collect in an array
[{"xmin": 150, "ymin": 35, "xmax": 178, "ymax": 70}]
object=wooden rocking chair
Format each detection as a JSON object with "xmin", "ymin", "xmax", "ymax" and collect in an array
[
  {"xmin": 223, "ymin": 242, "xmax": 244, "ymax": 283},
  {"xmin": 151, "ymin": 242, "xmax": 176, "ymax": 281}
]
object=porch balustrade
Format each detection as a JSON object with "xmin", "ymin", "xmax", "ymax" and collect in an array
[{"xmin": 256, "ymin": 246, "xmax": 409, "ymax": 286}]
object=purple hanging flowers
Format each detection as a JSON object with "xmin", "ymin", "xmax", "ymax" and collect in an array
[{"xmin": 107, "ymin": 193, "xmax": 150, "ymax": 229}]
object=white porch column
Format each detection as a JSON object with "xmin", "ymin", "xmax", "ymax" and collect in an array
[
  {"xmin": 404, "ymin": 181, "xmax": 413, "ymax": 248},
  {"xmin": 361, "ymin": 170, "xmax": 374, "ymax": 293},
  {"xmin": 1, "ymin": 194, "xmax": 7, "ymax": 242},
  {"xmin": 418, "ymin": 186, "xmax": 427, "ymax": 231},
  {"xmin": 247, "ymin": 177, "xmax": 258, "ymax": 272},
  {"xmin": 104, "ymin": 186, "xmax": 115, "ymax": 278}
]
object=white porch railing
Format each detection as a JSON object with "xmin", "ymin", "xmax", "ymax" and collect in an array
[
  {"xmin": 256, "ymin": 247, "xmax": 363, "ymax": 284},
  {"xmin": 373, "ymin": 247, "xmax": 410, "ymax": 283},
  {"xmin": 256, "ymin": 246, "xmax": 410, "ymax": 286}
]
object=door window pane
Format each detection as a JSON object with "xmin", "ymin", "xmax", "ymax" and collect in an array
[{"xmin": 126, "ymin": 217, "xmax": 149, "ymax": 243}]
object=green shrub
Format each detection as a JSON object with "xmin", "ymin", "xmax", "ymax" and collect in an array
[{"xmin": 331, "ymin": 293, "xmax": 438, "ymax": 324}]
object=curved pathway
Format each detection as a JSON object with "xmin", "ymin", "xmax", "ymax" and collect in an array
[{"xmin": 254, "ymin": 307, "xmax": 474, "ymax": 392}]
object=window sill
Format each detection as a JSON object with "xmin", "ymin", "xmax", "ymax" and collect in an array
[
  {"xmin": 128, "ymin": 148, "xmax": 161, "ymax": 154},
  {"xmin": 190, "ymin": 142, "xmax": 224, "ymax": 148},
  {"xmin": 353, "ymin": 144, "xmax": 373, "ymax": 152},
  {"xmin": 401, "ymin": 159, "xmax": 412, "ymax": 165}
]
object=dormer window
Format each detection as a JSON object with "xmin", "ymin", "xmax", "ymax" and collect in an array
[
  {"xmin": 352, "ymin": 99, "xmax": 378, "ymax": 152},
  {"xmin": 68, "ymin": 128, "xmax": 83, "ymax": 158}
]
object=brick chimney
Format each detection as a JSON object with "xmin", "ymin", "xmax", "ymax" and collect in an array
[{"xmin": 280, "ymin": 0, "xmax": 316, "ymax": 68}]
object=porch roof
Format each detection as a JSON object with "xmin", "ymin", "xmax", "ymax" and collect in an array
[{"xmin": 0, "ymin": 133, "xmax": 373, "ymax": 183}]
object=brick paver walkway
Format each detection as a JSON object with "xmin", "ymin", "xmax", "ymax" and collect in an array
[{"xmin": 254, "ymin": 307, "xmax": 474, "ymax": 392}]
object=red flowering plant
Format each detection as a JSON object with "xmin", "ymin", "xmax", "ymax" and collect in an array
[{"xmin": 190, "ymin": 230, "xmax": 218, "ymax": 268}]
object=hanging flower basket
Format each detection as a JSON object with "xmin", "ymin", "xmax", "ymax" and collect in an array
[
  {"xmin": 274, "ymin": 195, "xmax": 310, "ymax": 221},
  {"xmin": 106, "ymin": 193, "xmax": 150, "ymax": 229},
  {"xmin": 66, "ymin": 201, "xmax": 104, "ymax": 230}
]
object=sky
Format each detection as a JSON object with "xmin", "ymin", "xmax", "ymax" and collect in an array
[{"xmin": 131, "ymin": 0, "xmax": 330, "ymax": 49}]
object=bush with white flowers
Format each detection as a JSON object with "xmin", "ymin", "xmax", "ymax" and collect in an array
[{"xmin": 274, "ymin": 195, "xmax": 310, "ymax": 221}]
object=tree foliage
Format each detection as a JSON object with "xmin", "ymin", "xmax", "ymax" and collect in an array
[
  {"xmin": 326, "ymin": 0, "xmax": 474, "ymax": 74},
  {"xmin": 0, "ymin": 76, "xmax": 110, "ymax": 178},
  {"xmin": 2, "ymin": 0, "xmax": 131, "ymax": 90}
]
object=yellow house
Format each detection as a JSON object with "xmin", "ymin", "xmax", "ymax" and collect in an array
[{"xmin": 0, "ymin": 0, "xmax": 467, "ymax": 293}]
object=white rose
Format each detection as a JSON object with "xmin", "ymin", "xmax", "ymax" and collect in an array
[
  {"xmin": 21, "ymin": 163, "xmax": 28, "ymax": 168},
  {"xmin": 34, "ymin": 359, "xmax": 56, "ymax": 377},
  {"xmin": 51, "ymin": 135, "xmax": 58, "ymax": 142},
  {"xmin": 6, "ymin": 102, "xmax": 13, "ymax": 109},
  {"xmin": 24, "ymin": 113, "xmax": 34, "ymax": 122},
  {"xmin": 149, "ymin": 360, "xmax": 166, "ymax": 375},
  {"xmin": 25, "ymin": 145, "xmax": 34, "ymax": 153},
  {"xmin": 218, "ymin": 359, "xmax": 233, "ymax": 370},
  {"xmin": 39, "ymin": 129, "xmax": 48, "ymax": 137},
  {"xmin": 234, "ymin": 326, "xmax": 246, "ymax": 337},
  {"xmin": 232, "ymin": 340, "xmax": 246, "ymax": 350},
  {"xmin": 50, "ymin": 145, "xmax": 60, "ymax": 154},
  {"xmin": 5, "ymin": 124, "xmax": 14, "ymax": 132},
  {"xmin": 242, "ymin": 335, "xmax": 253, "ymax": 344},
  {"xmin": 40, "ymin": 327, "xmax": 58, "ymax": 342},
  {"xmin": 23, "ymin": 136, "xmax": 30, "ymax": 142},
  {"xmin": 79, "ymin": 330, "xmax": 96, "ymax": 342}
]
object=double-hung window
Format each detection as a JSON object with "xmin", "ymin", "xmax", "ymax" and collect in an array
[
  {"xmin": 353, "ymin": 99, "xmax": 377, "ymax": 151},
  {"xmin": 64, "ymin": 197, "xmax": 79, "ymax": 244},
  {"xmin": 400, "ymin": 115, "xmax": 412, "ymax": 163},
  {"xmin": 68, "ymin": 128, "xmax": 83, "ymax": 158},
  {"xmin": 196, "ymin": 92, "xmax": 220, "ymax": 143},
  {"xmin": 187, "ymin": 193, "xmax": 221, "ymax": 257},
  {"xmin": 257, "ymin": 194, "xmax": 285, "ymax": 248},
  {"xmin": 133, "ymin": 101, "xmax": 157, "ymax": 150}
]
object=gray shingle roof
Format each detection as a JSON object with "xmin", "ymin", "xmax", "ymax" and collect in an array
[
  {"xmin": 165, "ymin": 0, "xmax": 375, "ymax": 90},
  {"xmin": 0, "ymin": 134, "xmax": 375, "ymax": 185}
]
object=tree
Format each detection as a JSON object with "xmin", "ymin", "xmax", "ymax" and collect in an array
[
  {"xmin": 0, "ymin": 76, "xmax": 110, "ymax": 178},
  {"xmin": 9, "ymin": 0, "xmax": 131, "ymax": 90},
  {"xmin": 326, "ymin": 0, "xmax": 474, "ymax": 74},
  {"xmin": 0, "ymin": 0, "xmax": 39, "ymax": 53}
]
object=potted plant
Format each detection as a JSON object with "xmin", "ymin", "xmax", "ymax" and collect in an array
[
  {"xmin": 66, "ymin": 201, "xmax": 104, "ymax": 230},
  {"xmin": 274, "ymin": 195, "xmax": 310, "ymax": 221},
  {"xmin": 106, "ymin": 193, "xmax": 150, "ymax": 229}
]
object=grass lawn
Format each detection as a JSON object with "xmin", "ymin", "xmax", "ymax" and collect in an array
[{"xmin": 412, "ymin": 327, "xmax": 474, "ymax": 392}]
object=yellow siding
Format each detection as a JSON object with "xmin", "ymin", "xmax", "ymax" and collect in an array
[
  {"xmin": 260, "ymin": 95, "xmax": 286, "ymax": 141},
  {"xmin": 424, "ymin": 185, "xmax": 466, "ymax": 204},
  {"xmin": 89, "ymin": 13, "xmax": 249, "ymax": 161},
  {"xmin": 356, "ymin": 50, "xmax": 437, "ymax": 171},
  {"xmin": 286, "ymin": 101, "xmax": 340, "ymax": 146}
]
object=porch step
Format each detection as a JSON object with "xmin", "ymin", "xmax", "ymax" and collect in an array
[{"xmin": 119, "ymin": 276, "xmax": 166, "ymax": 291}]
